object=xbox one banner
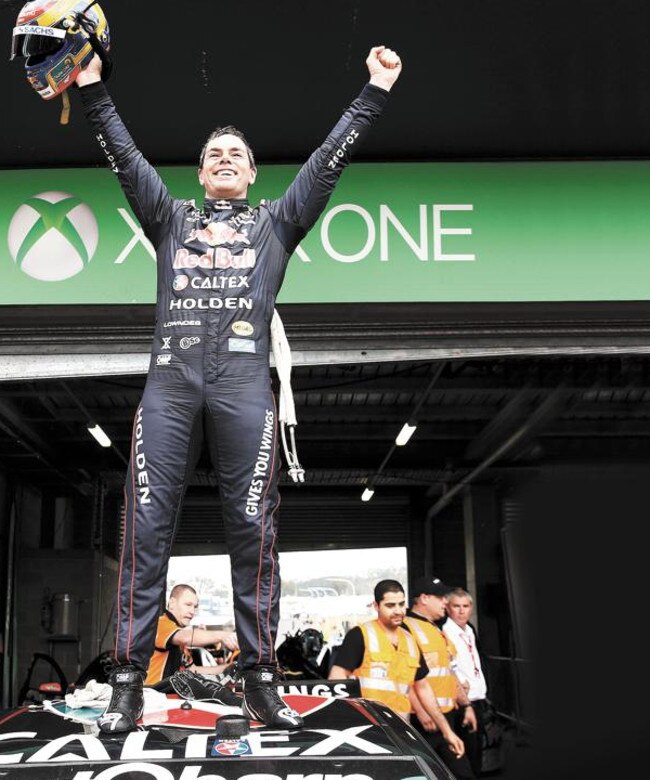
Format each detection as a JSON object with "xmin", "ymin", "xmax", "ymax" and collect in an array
[{"xmin": 2, "ymin": 161, "xmax": 650, "ymax": 305}]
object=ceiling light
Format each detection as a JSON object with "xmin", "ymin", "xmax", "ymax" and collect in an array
[
  {"xmin": 395, "ymin": 422, "xmax": 417, "ymax": 446},
  {"xmin": 87, "ymin": 424, "xmax": 111, "ymax": 448},
  {"xmin": 361, "ymin": 488, "xmax": 375, "ymax": 502}
]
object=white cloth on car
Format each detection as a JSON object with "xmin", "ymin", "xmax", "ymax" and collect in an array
[
  {"xmin": 64, "ymin": 679, "xmax": 112, "ymax": 709},
  {"xmin": 64, "ymin": 678, "xmax": 168, "ymax": 711}
]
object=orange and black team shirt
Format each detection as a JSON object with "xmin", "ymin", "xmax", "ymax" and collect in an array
[{"xmin": 145, "ymin": 610, "xmax": 194, "ymax": 685}]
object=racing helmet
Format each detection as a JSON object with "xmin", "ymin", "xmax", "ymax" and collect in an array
[{"xmin": 10, "ymin": 0, "xmax": 110, "ymax": 100}]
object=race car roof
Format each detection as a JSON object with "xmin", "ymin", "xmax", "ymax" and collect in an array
[{"xmin": 0, "ymin": 694, "xmax": 454, "ymax": 779}]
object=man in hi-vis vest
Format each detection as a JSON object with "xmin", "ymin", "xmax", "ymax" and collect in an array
[
  {"xmin": 406, "ymin": 575, "xmax": 478, "ymax": 780},
  {"xmin": 328, "ymin": 579, "xmax": 464, "ymax": 760}
]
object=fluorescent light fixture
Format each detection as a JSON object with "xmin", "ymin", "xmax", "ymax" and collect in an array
[
  {"xmin": 361, "ymin": 487, "xmax": 375, "ymax": 502},
  {"xmin": 87, "ymin": 423, "xmax": 112, "ymax": 448},
  {"xmin": 395, "ymin": 422, "xmax": 417, "ymax": 446}
]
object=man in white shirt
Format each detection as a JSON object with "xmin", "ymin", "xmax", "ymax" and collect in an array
[{"xmin": 442, "ymin": 588, "xmax": 488, "ymax": 776}]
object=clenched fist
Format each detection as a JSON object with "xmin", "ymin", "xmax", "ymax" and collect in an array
[{"xmin": 367, "ymin": 45, "xmax": 402, "ymax": 91}]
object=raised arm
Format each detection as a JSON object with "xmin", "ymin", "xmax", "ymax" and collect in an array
[
  {"xmin": 268, "ymin": 46, "xmax": 402, "ymax": 255},
  {"xmin": 75, "ymin": 54, "xmax": 175, "ymax": 245}
]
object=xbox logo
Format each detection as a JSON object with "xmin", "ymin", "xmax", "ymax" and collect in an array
[{"xmin": 7, "ymin": 191, "xmax": 99, "ymax": 282}]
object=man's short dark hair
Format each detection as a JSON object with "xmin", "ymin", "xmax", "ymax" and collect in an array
[
  {"xmin": 199, "ymin": 126, "xmax": 256, "ymax": 169},
  {"xmin": 374, "ymin": 579, "xmax": 405, "ymax": 604},
  {"xmin": 169, "ymin": 583, "xmax": 197, "ymax": 600}
]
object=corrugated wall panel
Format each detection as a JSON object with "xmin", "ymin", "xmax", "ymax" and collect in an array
[{"xmin": 173, "ymin": 490, "xmax": 411, "ymax": 553}]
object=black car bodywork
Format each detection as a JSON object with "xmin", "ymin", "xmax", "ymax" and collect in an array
[{"xmin": 0, "ymin": 690, "xmax": 457, "ymax": 780}]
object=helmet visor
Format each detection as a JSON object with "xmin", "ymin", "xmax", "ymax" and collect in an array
[{"xmin": 11, "ymin": 25, "xmax": 66, "ymax": 61}]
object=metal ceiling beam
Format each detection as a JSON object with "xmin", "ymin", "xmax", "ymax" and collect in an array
[
  {"xmin": 4, "ymin": 344, "xmax": 650, "ymax": 381},
  {"xmin": 465, "ymin": 387, "xmax": 537, "ymax": 461},
  {"xmin": 29, "ymin": 404, "xmax": 503, "ymax": 425},
  {"xmin": 5, "ymin": 377, "xmax": 650, "ymax": 398},
  {"xmin": 425, "ymin": 385, "xmax": 571, "ymax": 521},
  {"xmin": 20, "ymin": 398, "xmax": 650, "ymax": 431},
  {"xmin": 540, "ymin": 421, "xmax": 650, "ymax": 436},
  {"xmin": 48, "ymin": 421, "xmax": 481, "ymax": 444}
]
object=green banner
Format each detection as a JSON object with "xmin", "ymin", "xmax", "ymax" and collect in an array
[{"xmin": 2, "ymin": 161, "xmax": 649, "ymax": 305}]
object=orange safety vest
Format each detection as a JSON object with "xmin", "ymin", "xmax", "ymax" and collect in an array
[
  {"xmin": 404, "ymin": 614, "xmax": 458, "ymax": 712},
  {"xmin": 353, "ymin": 620, "xmax": 421, "ymax": 716}
]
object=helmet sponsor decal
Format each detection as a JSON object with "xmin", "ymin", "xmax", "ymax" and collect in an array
[
  {"xmin": 13, "ymin": 25, "xmax": 66, "ymax": 38},
  {"xmin": 7, "ymin": 191, "xmax": 98, "ymax": 281}
]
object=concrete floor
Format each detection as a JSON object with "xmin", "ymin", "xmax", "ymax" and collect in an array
[{"xmin": 479, "ymin": 725, "xmax": 535, "ymax": 780}]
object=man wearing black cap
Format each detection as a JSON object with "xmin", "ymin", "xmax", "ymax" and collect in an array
[{"xmin": 405, "ymin": 576, "xmax": 478, "ymax": 780}]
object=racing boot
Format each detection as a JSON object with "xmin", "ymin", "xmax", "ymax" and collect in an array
[
  {"xmin": 241, "ymin": 664, "xmax": 303, "ymax": 729},
  {"xmin": 97, "ymin": 664, "xmax": 144, "ymax": 733}
]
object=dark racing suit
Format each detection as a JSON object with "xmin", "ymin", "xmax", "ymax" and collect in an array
[{"xmin": 79, "ymin": 80, "xmax": 389, "ymax": 674}]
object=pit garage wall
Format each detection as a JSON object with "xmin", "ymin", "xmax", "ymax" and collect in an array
[
  {"xmin": 0, "ymin": 479, "xmax": 118, "ymax": 706},
  {"xmin": 2, "ymin": 476, "xmax": 507, "ymax": 707},
  {"xmin": 3, "ymin": 460, "xmax": 647, "ymax": 726}
]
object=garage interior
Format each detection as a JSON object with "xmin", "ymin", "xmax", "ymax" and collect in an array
[{"xmin": 2, "ymin": 300, "xmax": 650, "ymax": 740}]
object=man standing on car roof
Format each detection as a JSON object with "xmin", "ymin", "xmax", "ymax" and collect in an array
[{"xmin": 74, "ymin": 45, "xmax": 402, "ymax": 734}]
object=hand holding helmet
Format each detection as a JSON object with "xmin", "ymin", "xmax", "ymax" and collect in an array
[
  {"xmin": 76, "ymin": 52, "xmax": 102, "ymax": 86},
  {"xmin": 10, "ymin": 0, "xmax": 111, "ymax": 101}
]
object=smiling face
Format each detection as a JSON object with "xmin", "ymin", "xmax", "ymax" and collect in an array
[{"xmin": 198, "ymin": 133, "xmax": 257, "ymax": 200}]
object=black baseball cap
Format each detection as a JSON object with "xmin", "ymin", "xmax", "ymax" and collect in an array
[{"xmin": 411, "ymin": 575, "xmax": 453, "ymax": 599}]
